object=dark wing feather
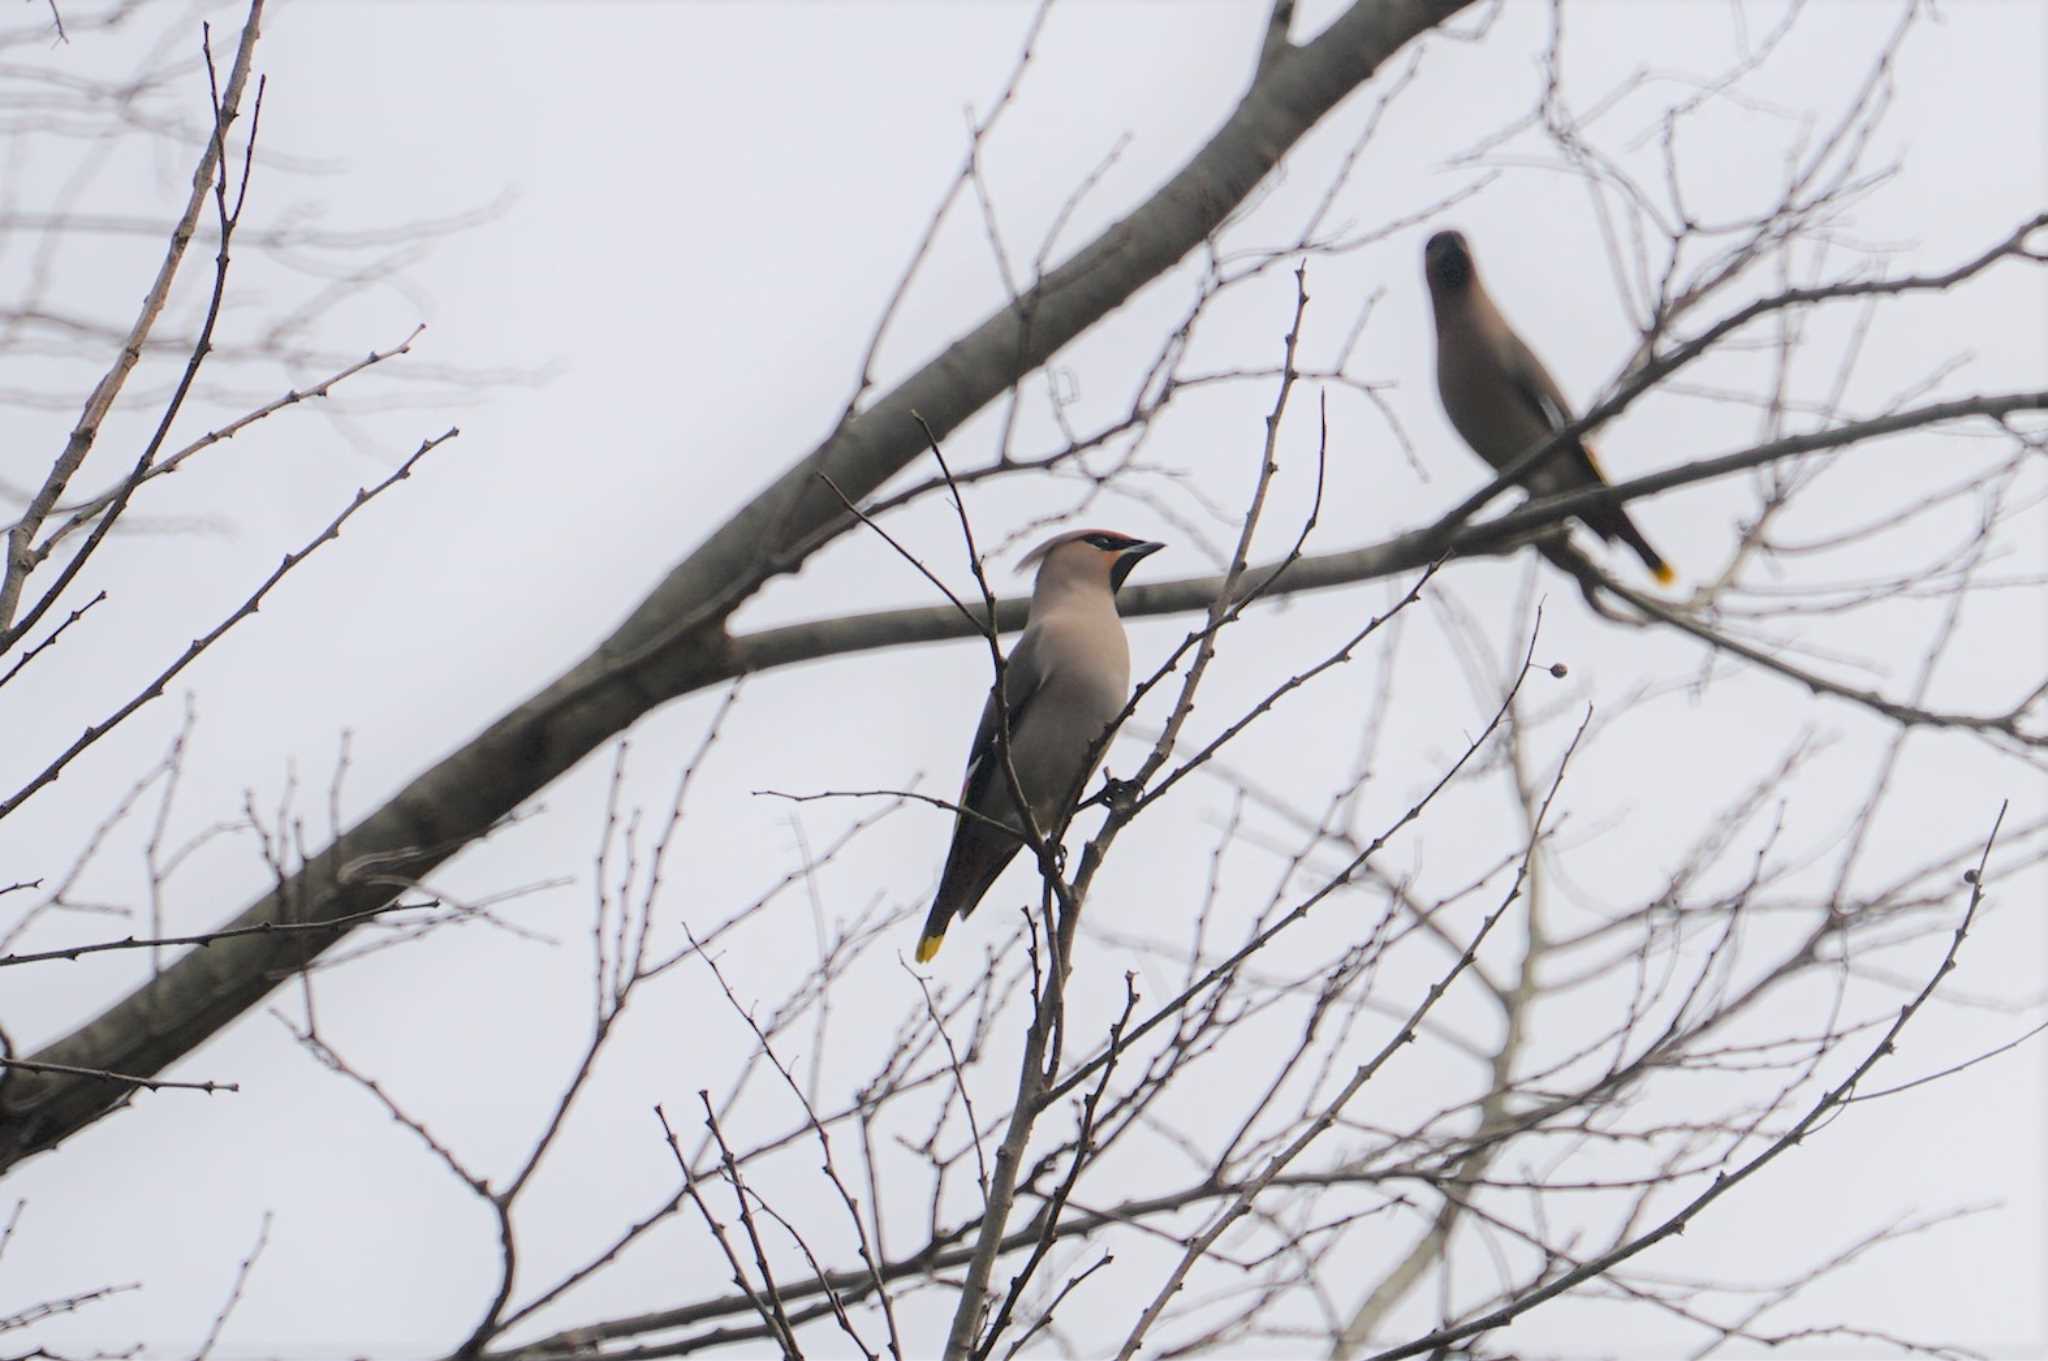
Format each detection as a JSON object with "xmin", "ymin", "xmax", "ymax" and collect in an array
[
  {"xmin": 955, "ymin": 628, "xmax": 1051, "ymax": 817},
  {"xmin": 916, "ymin": 632, "xmax": 1056, "ymax": 961},
  {"xmin": 1503, "ymin": 331, "xmax": 1673, "ymax": 579},
  {"xmin": 1500, "ymin": 331, "xmax": 1608, "ymax": 487}
]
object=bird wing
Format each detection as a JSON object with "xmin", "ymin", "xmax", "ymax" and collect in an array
[
  {"xmin": 955, "ymin": 626, "xmax": 1051, "ymax": 816},
  {"xmin": 1500, "ymin": 331, "xmax": 1612, "ymax": 485}
]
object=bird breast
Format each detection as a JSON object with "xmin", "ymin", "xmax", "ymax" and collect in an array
[
  {"xmin": 1436, "ymin": 337, "xmax": 1545, "ymax": 468},
  {"xmin": 1006, "ymin": 613, "xmax": 1129, "ymax": 825}
]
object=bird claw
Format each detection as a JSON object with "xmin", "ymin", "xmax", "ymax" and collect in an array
[{"xmin": 1098, "ymin": 772, "xmax": 1143, "ymax": 816}]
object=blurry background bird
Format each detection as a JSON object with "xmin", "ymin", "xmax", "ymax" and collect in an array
[
  {"xmin": 1424, "ymin": 228, "xmax": 1675, "ymax": 585},
  {"xmin": 916, "ymin": 528, "xmax": 1165, "ymax": 963}
]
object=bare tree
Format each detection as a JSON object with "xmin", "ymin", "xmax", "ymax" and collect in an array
[{"xmin": 1, "ymin": 0, "xmax": 2041, "ymax": 1356}]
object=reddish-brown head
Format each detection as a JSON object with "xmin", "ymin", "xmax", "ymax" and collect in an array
[{"xmin": 1018, "ymin": 528, "xmax": 1166, "ymax": 597}]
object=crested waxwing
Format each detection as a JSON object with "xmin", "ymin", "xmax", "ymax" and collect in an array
[
  {"xmin": 1423, "ymin": 229, "xmax": 1675, "ymax": 585},
  {"xmin": 914, "ymin": 528, "xmax": 1166, "ymax": 964}
]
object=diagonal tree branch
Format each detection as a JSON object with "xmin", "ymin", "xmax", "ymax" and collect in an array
[
  {"xmin": 0, "ymin": 0, "xmax": 1475, "ymax": 1171},
  {"xmin": 0, "ymin": 0, "xmax": 266, "ymax": 644}
]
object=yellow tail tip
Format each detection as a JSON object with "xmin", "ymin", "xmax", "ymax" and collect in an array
[
  {"xmin": 915, "ymin": 933, "xmax": 944, "ymax": 964},
  {"xmin": 1653, "ymin": 563, "xmax": 1676, "ymax": 586}
]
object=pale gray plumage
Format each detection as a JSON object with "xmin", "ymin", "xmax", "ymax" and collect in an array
[
  {"xmin": 1423, "ymin": 228, "xmax": 1674, "ymax": 584},
  {"xmin": 916, "ymin": 528, "xmax": 1164, "ymax": 963}
]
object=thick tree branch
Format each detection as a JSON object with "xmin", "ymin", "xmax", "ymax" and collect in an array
[
  {"xmin": 730, "ymin": 389, "xmax": 2045, "ymax": 673},
  {"xmin": 0, "ymin": 0, "xmax": 1472, "ymax": 1170}
]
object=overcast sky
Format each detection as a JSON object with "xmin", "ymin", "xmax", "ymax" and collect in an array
[{"xmin": 2, "ymin": 1, "xmax": 2043, "ymax": 1357}]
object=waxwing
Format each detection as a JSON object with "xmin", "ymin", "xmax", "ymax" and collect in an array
[
  {"xmin": 915, "ymin": 528, "xmax": 1165, "ymax": 963},
  {"xmin": 1424, "ymin": 229, "xmax": 1674, "ymax": 584}
]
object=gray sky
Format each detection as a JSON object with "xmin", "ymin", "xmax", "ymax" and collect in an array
[{"xmin": 2, "ymin": 1, "xmax": 2043, "ymax": 1356}]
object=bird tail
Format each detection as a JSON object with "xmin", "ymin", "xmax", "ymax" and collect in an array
[
  {"xmin": 1574, "ymin": 442, "xmax": 1674, "ymax": 585},
  {"xmin": 915, "ymin": 827, "xmax": 1020, "ymax": 964},
  {"xmin": 1584, "ymin": 502, "xmax": 1674, "ymax": 585},
  {"xmin": 916, "ymin": 884, "xmax": 958, "ymax": 963}
]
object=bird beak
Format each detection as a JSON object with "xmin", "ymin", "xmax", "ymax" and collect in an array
[{"xmin": 1110, "ymin": 540, "xmax": 1165, "ymax": 593}]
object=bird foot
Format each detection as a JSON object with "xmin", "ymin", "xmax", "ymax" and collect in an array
[{"xmin": 1098, "ymin": 772, "xmax": 1144, "ymax": 816}]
